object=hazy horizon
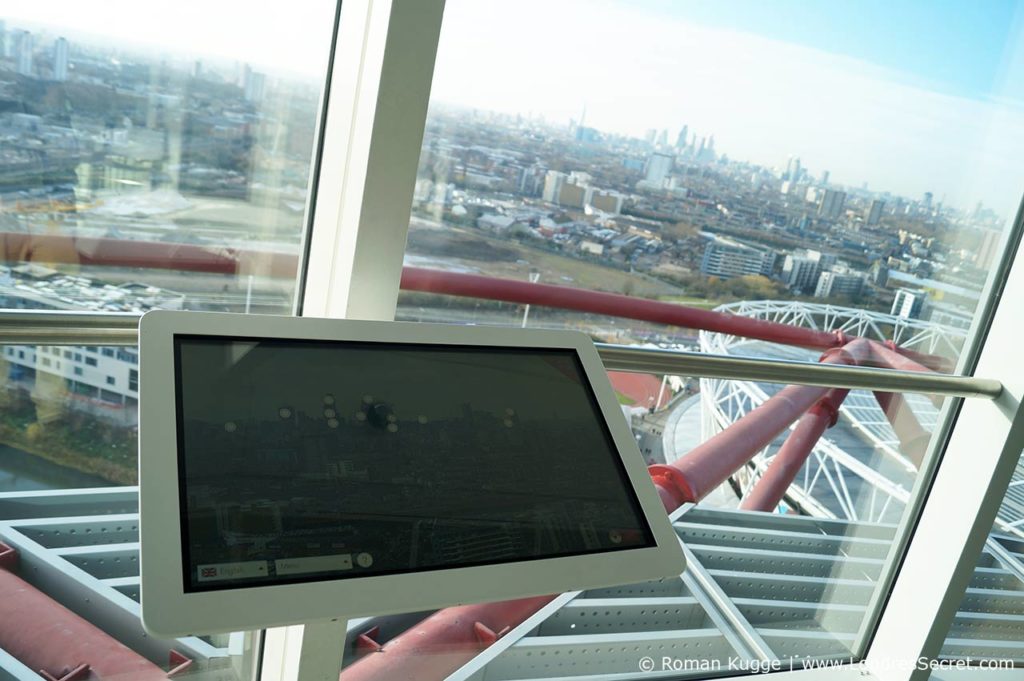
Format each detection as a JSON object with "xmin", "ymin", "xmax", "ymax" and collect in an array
[{"xmin": 4, "ymin": 0, "xmax": 1024, "ymax": 220}]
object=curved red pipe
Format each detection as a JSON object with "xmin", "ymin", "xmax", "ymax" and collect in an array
[
  {"xmin": 0, "ymin": 231, "xmax": 950, "ymax": 368},
  {"xmin": 649, "ymin": 340, "xmax": 872, "ymax": 510},
  {"xmin": 739, "ymin": 389, "xmax": 850, "ymax": 512},
  {"xmin": 0, "ymin": 543, "xmax": 170, "ymax": 681},
  {"xmin": 401, "ymin": 266, "xmax": 846, "ymax": 349}
]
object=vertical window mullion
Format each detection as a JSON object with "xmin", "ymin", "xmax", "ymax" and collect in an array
[
  {"xmin": 262, "ymin": 1, "xmax": 445, "ymax": 678},
  {"xmin": 866, "ymin": 196, "xmax": 1024, "ymax": 681},
  {"xmin": 299, "ymin": 0, "xmax": 446, "ymax": 322}
]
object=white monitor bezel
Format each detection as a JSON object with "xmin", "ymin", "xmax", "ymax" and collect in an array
[{"xmin": 139, "ymin": 310, "xmax": 685, "ymax": 637}]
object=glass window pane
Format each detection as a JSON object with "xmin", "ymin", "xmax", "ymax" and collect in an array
[
  {"xmin": 0, "ymin": 344, "xmax": 257, "ymax": 679},
  {"xmin": 398, "ymin": 0, "xmax": 1024, "ymax": 372},
  {"xmin": 335, "ymin": 375, "xmax": 952, "ymax": 677},
  {"xmin": 0, "ymin": 2, "xmax": 337, "ymax": 677},
  {"xmin": 0, "ymin": 2, "xmax": 335, "ymax": 314},
  {"xmin": 366, "ymin": 1, "xmax": 1024, "ymax": 676},
  {"xmin": 935, "ymin": 448, "xmax": 1024, "ymax": 673}
]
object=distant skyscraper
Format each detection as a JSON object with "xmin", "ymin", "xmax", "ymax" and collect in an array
[
  {"xmin": 644, "ymin": 129, "xmax": 657, "ymax": 146},
  {"xmin": 817, "ymin": 189, "xmax": 846, "ymax": 219},
  {"xmin": 14, "ymin": 30, "xmax": 32, "ymax": 77},
  {"xmin": 922, "ymin": 192, "xmax": 933, "ymax": 210},
  {"xmin": 655, "ymin": 129, "xmax": 668, "ymax": 148},
  {"xmin": 785, "ymin": 155, "xmax": 801, "ymax": 182},
  {"xmin": 975, "ymin": 228, "xmax": 1002, "ymax": 269},
  {"xmin": 52, "ymin": 37, "xmax": 68, "ymax": 82},
  {"xmin": 820, "ymin": 170, "xmax": 830, "ymax": 186},
  {"xmin": 244, "ymin": 71, "xmax": 266, "ymax": 102},
  {"xmin": 866, "ymin": 199, "xmax": 884, "ymax": 226},
  {"xmin": 675, "ymin": 125, "xmax": 689, "ymax": 149},
  {"xmin": 644, "ymin": 153, "xmax": 674, "ymax": 187}
]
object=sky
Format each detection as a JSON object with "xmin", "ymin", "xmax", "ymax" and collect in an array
[
  {"xmin": 430, "ymin": 0, "xmax": 1024, "ymax": 220},
  {"xmin": 2, "ymin": 0, "xmax": 1023, "ymax": 220},
  {"xmin": 0, "ymin": 1, "xmax": 335, "ymax": 78}
]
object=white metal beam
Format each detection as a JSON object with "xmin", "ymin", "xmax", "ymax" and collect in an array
[{"xmin": 300, "ymin": 0, "xmax": 445, "ymax": 321}]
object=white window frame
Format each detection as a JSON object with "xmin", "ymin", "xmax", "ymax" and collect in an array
[{"xmin": 272, "ymin": 1, "xmax": 1024, "ymax": 679}]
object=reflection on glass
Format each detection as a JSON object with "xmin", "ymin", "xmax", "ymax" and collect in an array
[
  {"xmin": 398, "ymin": 0, "xmax": 1024, "ymax": 370},
  {"xmin": 0, "ymin": 2, "xmax": 334, "ymax": 314},
  {"xmin": 373, "ymin": 0, "xmax": 1024, "ymax": 677},
  {"xmin": 0, "ymin": 344, "xmax": 136, "ymax": 489},
  {"xmin": 0, "ymin": 346, "xmax": 258, "ymax": 679},
  {"xmin": 938, "ymin": 450, "xmax": 1024, "ymax": 669}
]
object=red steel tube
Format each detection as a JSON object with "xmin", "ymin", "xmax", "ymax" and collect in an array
[
  {"xmin": 401, "ymin": 267, "xmax": 950, "ymax": 370},
  {"xmin": 739, "ymin": 389, "xmax": 850, "ymax": 512},
  {"xmin": 0, "ymin": 231, "xmax": 950, "ymax": 368},
  {"xmin": 869, "ymin": 340, "xmax": 938, "ymax": 374},
  {"xmin": 0, "ymin": 232, "xmax": 297, "ymax": 278},
  {"xmin": 337, "ymin": 595, "xmax": 556, "ymax": 681},
  {"xmin": 0, "ymin": 542, "xmax": 170, "ymax": 681},
  {"xmin": 868, "ymin": 341, "xmax": 934, "ymax": 466},
  {"xmin": 402, "ymin": 266, "xmax": 849, "ymax": 350},
  {"xmin": 648, "ymin": 339, "xmax": 874, "ymax": 511}
]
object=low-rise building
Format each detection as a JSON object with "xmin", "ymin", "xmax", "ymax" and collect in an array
[{"xmin": 700, "ymin": 235, "xmax": 776, "ymax": 279}]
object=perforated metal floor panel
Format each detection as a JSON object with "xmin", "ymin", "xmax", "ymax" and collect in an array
[{"xmin": 454, "ymin": 506, "xmax": 1024, "ymax": 680}]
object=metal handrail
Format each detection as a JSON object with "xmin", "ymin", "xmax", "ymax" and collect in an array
[
  {"xmin": 0, "ymin": 312, "xmax": 1002, "ymax": 399},
  {"xmin": 597, "ymin": 344, "xmax": 1001, "ymax": 399},
  {"xmin": 0, "ymin": 312, "xmax": 139, "ymax": 346}
]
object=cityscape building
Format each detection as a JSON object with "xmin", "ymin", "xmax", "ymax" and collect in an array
[
  {"xmin": 781, "ymin": 249, "xmax": 835, "ymax": 292},
  {"xmin": 542, "ymin": 170, "xmax": 566, "ymax": 203},
  {"xmin": 643, "ymin": 152, "xmax": 673, "ymax": 187},
  {"xmin": 975, "ymin": 227, "xmax": 1002, "ymax": 269},
  {"xmin": 813, "ymin": 267, "xmax": 865, "ymax": 298},
  {"xmin": 52, "ymin": 37, "xmax": 68, "ymax": 81},
  {"xmin": 785, "ymin": 155, "xmax": 801, "ymax": 182},
  {"xmin": 700, "ymin": 234, "xmax": 777, "ymax": 278},
  {"xmin": 675, "ymin": 124, "xmax": 688, "ymax": 149},
  {"xmin": 14, "ymin": 29, "xmax": 31, "ymax": 76},
  {"xmin": 891, "ymin": 287, "xmax": 929, "ymax": 319},
  {"xmin": 866, "ymin": 198, "xmax": 885, "ymax": 225},
  {"xmin": 818, "ymin": 188, "xmax": 847, "ymax": 219}
]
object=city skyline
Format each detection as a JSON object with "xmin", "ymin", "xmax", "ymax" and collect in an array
[
  {"xmin": 4, "ymin": 2, "xmax": 1023, "ymax": 219},
  {"xmin": 431, "ymin": 0, "xmax": 1024, "ymax": 220},
  {"xmin": 0, "ymin": 1, "xmax": 334, "ymax": 80}
]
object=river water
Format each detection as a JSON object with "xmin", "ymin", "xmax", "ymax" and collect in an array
[{"xmin": 0, "ymin": 444, "xmax": 113, "ymax": 492}]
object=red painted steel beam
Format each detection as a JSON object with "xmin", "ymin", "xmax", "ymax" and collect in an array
[
  {"xmin": 0, "ymin": 232, "xmax": 298, "ymax": 278},
  {"xmin": 0, "ymin": 231, "xmax": 951, "ymax": 368},
  {"xmin": 0, "ymin": 542, "xmax": 172, "ymax": 681},
  {"xmin": 648, "ymin": 339, "xmax": 874, "ymax": 511},
  {"xmin": 739, "ymin": 389, "xmax": 850, "ymax": 512},
  {"xmin": 337, "ymin": 595, "xmax": 556, "ymax": 681},
  {"xmin": 402, "ymin": 266, "xmax": 849, "ymax": 349},
  {"xmin": 401, "ymin": 267, "xmax": 951, "ymax": 370},
  {"xmin": 868, "ymin": 341, "xmax": 934, "ymax": 466}
]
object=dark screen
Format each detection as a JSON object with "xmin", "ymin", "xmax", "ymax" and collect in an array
[{"xmin": 173, "ymin": 336, "xmax": 654, "ymax": 592}]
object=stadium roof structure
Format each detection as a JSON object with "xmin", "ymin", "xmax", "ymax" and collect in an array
[{"xmin": 695, "ymin": 300, "xmax": 1024, "ymax": 537}]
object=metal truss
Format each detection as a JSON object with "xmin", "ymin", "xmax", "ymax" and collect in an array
[{"xmin": 694, "ymin": 301, "xmax": 968, "ymax": 527}]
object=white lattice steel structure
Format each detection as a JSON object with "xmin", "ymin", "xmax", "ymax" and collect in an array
[{"xmin": 695, "ymin": 300, "xmax": 1008, "ymax": 528}]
